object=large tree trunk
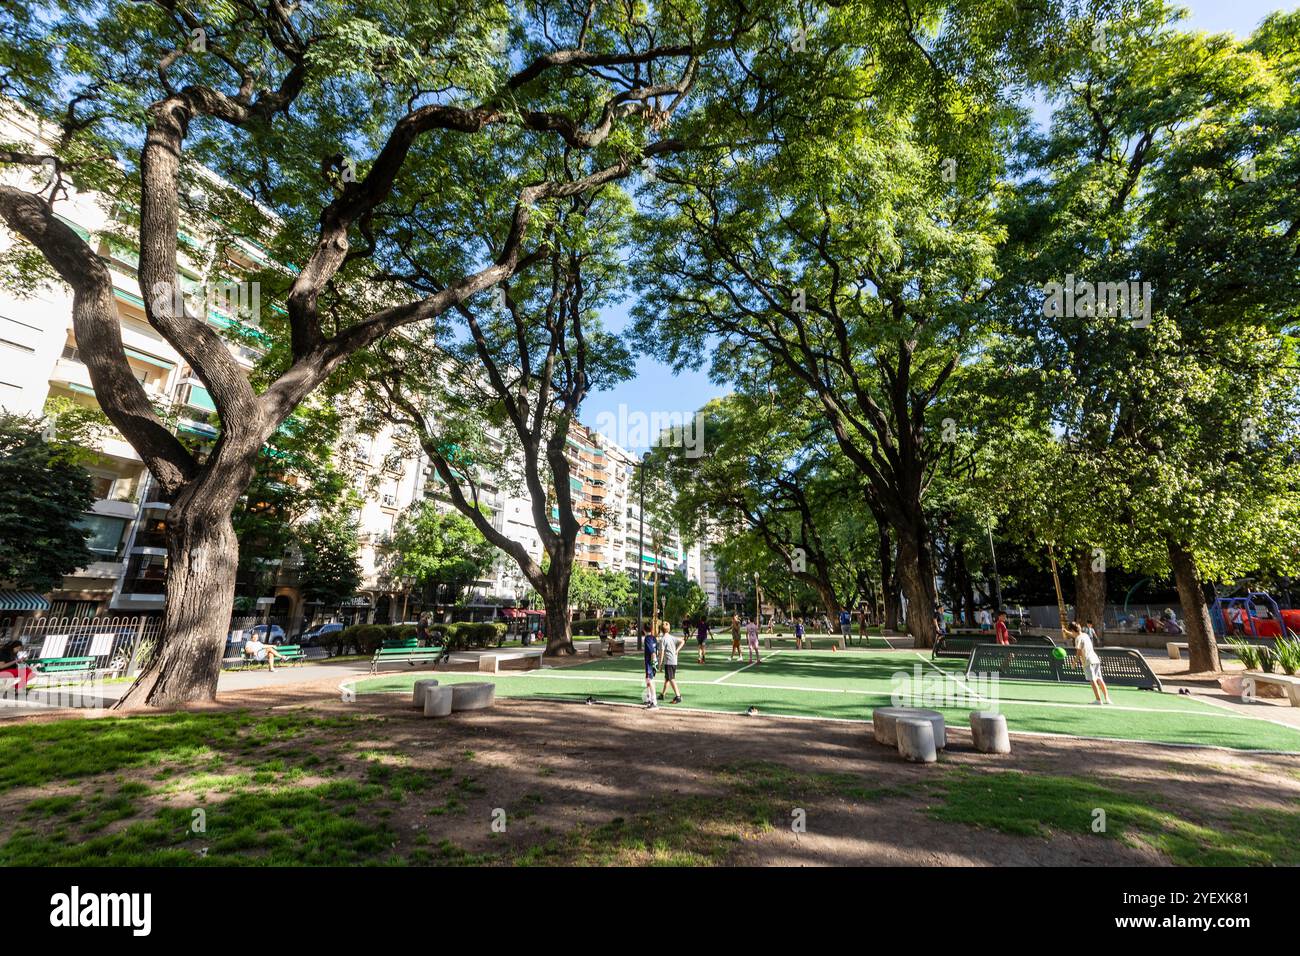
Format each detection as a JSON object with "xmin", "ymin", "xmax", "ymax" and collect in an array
[
  {"xmin": 895, "ymin": 522, "xmax": 939, "ymax": 648},
  {"xmin": 878, "ymin": 525, "xmax": 900, "ymax": 632},
  {"xmin": 115, "ymin": 503, "xmax": 240, "ymax": 707},
  {"xmin": 1073, "ymin": 546, "xmax": 1107, "ymax": 642},
  {"xmin": 542, "ymin": 566, "xmax": 576, "ymax": 656},
  {"xmin": 1169, "ymin": 539, "xmax": 1220, "ymax": 673},
  {"xmin": 955, "ymin": 545, "xmax": 977, "ymax": 627}
]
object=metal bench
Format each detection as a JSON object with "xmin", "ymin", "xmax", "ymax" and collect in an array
[
  {"xmin": 933, "ymin": 633, "xmax": 1054, "ymax": 658},
  {"xmin": 371, "ymin": 645, "xmax": 444, "ymax": 674},
  {"xmin": 966, "ymin": 644, "xmax": 1162, "ymax": 691}
]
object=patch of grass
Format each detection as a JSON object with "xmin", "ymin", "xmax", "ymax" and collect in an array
[{"xmin": 925, "ymin": 769, "xmax": 1300, "ymax": 865}]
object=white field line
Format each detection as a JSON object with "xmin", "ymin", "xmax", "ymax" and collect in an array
[
  {"xmin": 543, "ymin": 697, "xmax": 1300, "ymax": 756},
  {"xmin": 344, "ymin": 666, "xmax": 1279, "ymax": 722},
  {"xmin": 334, "ymin": 674, "xmax": 1300, "ymax": 754},
  {"xmin": 912, "ymin": 651, "xmax": 994, "ymax": 704},
  {"xmin": 713, "ymin": 650, "xmax": 780, "ymax": 683}
]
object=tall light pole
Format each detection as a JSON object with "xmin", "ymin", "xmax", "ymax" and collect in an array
[
  {"xmin": 986, "ymin": 521, "xmax": 1003, "ymax": 612},
  {"xmin": 635, "ymin": 458, "xmax": 645, "ymax": 651}
]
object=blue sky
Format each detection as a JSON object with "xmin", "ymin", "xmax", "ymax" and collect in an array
[{"xmin": 581, "ymin": 0, "xmax": 1299, "ymax": 451}]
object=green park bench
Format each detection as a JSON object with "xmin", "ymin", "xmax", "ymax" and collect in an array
[
  {"xmin": 33, "ymin": 656, "xmax": 98, "ymax": 677},
  {"xmin": 225, "ymin": 644, "xmax": 307, "ymax": 669},
  {"xmin": 382, "ymin": 638, "xmax": 419, "ymax": 649},
  {"xmin": 932, "ymin": 632, "xmax": 1054, "ymax": 659},
  {"xmin": 371, "ymin": 645, "xmax": 445, "ymax": 674},
  {"xmin": 965, "ymin": 644, "xmax": 1162, "ymax": 691}
]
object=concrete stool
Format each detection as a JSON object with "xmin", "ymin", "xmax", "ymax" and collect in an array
[
  {"xmin": 412, "ymin": 678, "xmax": 440, "ymax": 707},
  {"xmin": 969, "ymin": 711, "xmax": 1011, "ymax": 753},
  {"xmin": 896, "ymin": 717, "xmax": 937, "ymax": 763},
  {"xmin": 450, "ymin": 682, "xmax": 496, "ymax": 712},
  {"xmin": 479, "ymin": 655, "xmax": 500, "ymax": 673},
  {"xmin": 588, "ymin": 641, "xmax": 605, "ymax": 657},
  {"xmin": 423, "ymin": 685, "xmax": 453, "ymax": 717},
  {"xmin": 872, "ymin": 707, "xmax": 946, "ymax": 749}
]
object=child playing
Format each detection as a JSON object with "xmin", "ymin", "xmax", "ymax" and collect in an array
[
  {"xmin": 744, "ymin": 617, "xmax": 761, "ymax": 665},
  {"xmin": 729, "ymin": 613, "xmax": 742, "ymax": 661},
  {"xmin": 694, "ymin": 616, "xmax": 711, "ymax": 664},
  {"xmin": 643, "ymin": 626, "xmax": 660, "ymax": 709},
  {"xmin": 658, "ymin": 620, "xmax": 684, "ymax": 704},
  {"xmin": 1069, "ymin": 622, "xmax": 1111, "ymax": 705},
  {"xmin": 793, "ymin": 617, "xmax": 805, "ymax": 650}
]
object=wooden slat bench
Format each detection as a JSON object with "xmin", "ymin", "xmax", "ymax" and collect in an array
[
  {"xmin": 223, "ymin": 644, "xmax": 307, "ymax": 669},
  {"xmin": 32, "ymin": 657, "xmax": 98, "ymax": 679},
  {"xmin": 371, "ymin": 645, "xmax": 444, "ymax": 674}
]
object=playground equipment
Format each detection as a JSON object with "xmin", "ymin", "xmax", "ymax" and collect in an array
[{"xmin": 1211, "ymin": 592, "xmax": 1299, "ymax": 641}]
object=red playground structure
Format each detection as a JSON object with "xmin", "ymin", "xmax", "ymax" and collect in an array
[{"xmin": 1212, "ymin": 592, "xmax": 1300, "ymax": 640}]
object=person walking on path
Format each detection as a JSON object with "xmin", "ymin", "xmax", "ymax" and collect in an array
[
  {"xmin": 658, "ymin": 620, "xmax": 684, "ymax": 704},
  {"xmin": 744, "ymin": 617, "xmax": 762, "ymax": 664}
]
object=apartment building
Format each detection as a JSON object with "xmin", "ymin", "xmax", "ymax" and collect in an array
[
  {"xmin": 0, "ymin": 108, "xmax": 281, "ymax": 618},
  {"xmin": 0, "ymin": 108, "xmax": 714, "ymax": 623}
]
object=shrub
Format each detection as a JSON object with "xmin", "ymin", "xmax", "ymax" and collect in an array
[
  {"xmin": 355, "ymin": 625, "xmax": 386, "ymax": 653},
  {"xmin": 1275, "ymin": 637, "xmax": 1300, "ymax": 676},
  {"xmin": 326, "ymin": 625, "xmax": 365, "ymax": 656},
  {"xmin": 1228, "ymin": 638, "xmax": 1262, "ymax": 670}
]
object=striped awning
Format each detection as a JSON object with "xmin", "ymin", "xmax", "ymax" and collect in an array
[{"xmin": 0, "ymin": 590, "xmax": 50, "ymax": 611}]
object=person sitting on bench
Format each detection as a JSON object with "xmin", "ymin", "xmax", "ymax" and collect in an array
[
  {"xmin": 0, "ymin": 639, "xmax": 36, "ymax": 692},
  {"xmin": 243, "ymin": 635, "xmax": 282, "ymax": 671}
]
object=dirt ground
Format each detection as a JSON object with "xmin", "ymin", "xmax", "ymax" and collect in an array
[
  {"xmin": 113, "ymin": 669, "xmax": 1300, "ymax": 864},
  {"xmin": 6, "ymin": 645, "xmax": 1298, "ymax": 866}
]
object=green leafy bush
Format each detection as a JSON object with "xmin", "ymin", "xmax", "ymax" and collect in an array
[{"xmin": 1274, "ymin": 637, "xmax": 1300, "ymax": 676}]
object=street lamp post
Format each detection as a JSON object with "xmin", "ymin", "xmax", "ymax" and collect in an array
[
  {"xmin": 635, "ymin": 458, "xmax": 645, "ymax": 651},
  {"xmin": 986, "ymin": 521, "xmax": 1003, "ymax": 612}
]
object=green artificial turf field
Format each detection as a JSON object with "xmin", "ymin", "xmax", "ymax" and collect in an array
[{"xmin": 352, "ymin": 647, "xmax": 1300, "ymax": 753}]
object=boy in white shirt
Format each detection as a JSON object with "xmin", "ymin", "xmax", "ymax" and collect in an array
[
  {"xmin": 658, "ymin": 621, "xmax": 685, "ymax": 704},
  {"xmin": 1069, "ymin": 622, "xmax": 1111, "ymax": 704}
]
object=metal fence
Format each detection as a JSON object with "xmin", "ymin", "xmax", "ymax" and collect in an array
[{"xmin": 7, "ymin": 616, "xmax": 161, "ymax": 675}]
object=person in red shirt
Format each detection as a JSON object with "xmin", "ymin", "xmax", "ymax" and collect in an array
[{"xmin": 994, "ymin": 610, "xmax": 1012, "ymax": 645}]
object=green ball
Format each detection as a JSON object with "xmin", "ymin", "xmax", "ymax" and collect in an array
[{"xmin": 1051, "ymin": 647, "xmax": 1067, "ymax": 661}]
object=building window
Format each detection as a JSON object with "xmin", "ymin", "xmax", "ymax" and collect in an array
[{"xmin": 76, "ymin": 514, "xmax": 129, "ymax": 560}]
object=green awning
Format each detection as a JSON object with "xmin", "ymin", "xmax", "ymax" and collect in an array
[
  {"xmin": 0, "ymin": 590, "xmax": 49, "ymax": 611},
  {"xmin": 124, "ymin": 347, "xmax": 174, "ymax": 369},
  {"xmin": 68, "ymin": 383, "xmax": 96, "ymax": 397},
  {"xmin": 53, "ymin": 214, "xmax": 91, "ymax": 242},
  {"xmin": 183, "ymin": 384, "xmax": 216, "ymax": 412},
  {"xmin": 113, "ymin": 288, "xmax": 146, "ymax": 309}
]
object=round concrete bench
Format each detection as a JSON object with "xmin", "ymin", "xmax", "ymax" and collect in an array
[
  {"xmin": 412, "ymin": 678, "xmax": 440, "ymax": 707},
  {"xmin": 969, "ymin": 711, "xmax": 1011, "ymax": 753},
  {"xmin": 872, "ymin": 707, "xmax": 946, "ymax": 749},
  {"xmin": 423, "ymin": 685, "xmax": 453, "ymax": 717},
  {"xmin": 896, "ymin": 717, "xmax": 938, "ymax": 763},
  {"xmin": 449, "ymin": 682, "xmax": 496, "ymax": 712}
]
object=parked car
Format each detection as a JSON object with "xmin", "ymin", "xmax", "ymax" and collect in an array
[
  {"xmin": 300, "ymin": 622, "xmax": 344, "ymax": 647},
  {"xmin": 226, "ymin": 624, "xmax": 286, "ymax": 652}
]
